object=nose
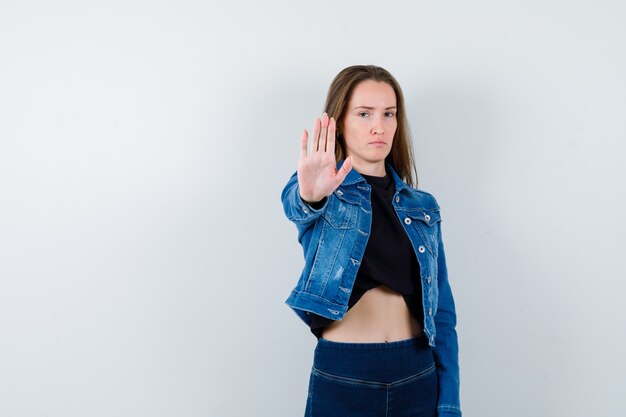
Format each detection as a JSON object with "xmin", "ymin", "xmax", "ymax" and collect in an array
[{"xmin": 371, "ymin": 119, "xmax": 384, "ymax": 135}]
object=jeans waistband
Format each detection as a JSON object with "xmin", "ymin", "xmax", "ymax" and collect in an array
[{"xmin": 313, "ymin": 333, "xmax": 433, "ymax": 383}]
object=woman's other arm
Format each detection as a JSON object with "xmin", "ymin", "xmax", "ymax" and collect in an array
[{"xmin": 432, "ymin": 222, "xmax": 462, "ymax": 417}]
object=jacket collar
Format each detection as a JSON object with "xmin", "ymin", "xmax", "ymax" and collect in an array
[{"xmin": 337, "ymin": 159, "xmax": 410, "ymax": 193}]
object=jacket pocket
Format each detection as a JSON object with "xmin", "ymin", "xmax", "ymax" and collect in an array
[
  {"xmin": 321, "ymin": 189, "xmax": 360, "ymax": 230},
  {"xmin": 406, "ymin": 208, "xmax": 441, "ymax": 257}
]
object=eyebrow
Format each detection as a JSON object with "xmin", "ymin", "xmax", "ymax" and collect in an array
[{"xmin": 353, "ymin": 106, "xmax": 397, "ymax": 110}]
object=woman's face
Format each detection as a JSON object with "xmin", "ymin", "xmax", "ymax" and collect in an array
[{"xmin": 340, "ymin": 80, "xmax": 397, "ymax": 175}]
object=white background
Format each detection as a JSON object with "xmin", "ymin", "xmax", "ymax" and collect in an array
[{"xmin": 1, "ymin": 1, "xmax": 625, "ymax": 416}]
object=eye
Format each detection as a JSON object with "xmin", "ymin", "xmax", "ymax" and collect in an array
[
  {"xmin": 358, "ymin": 111, "xmax": 370, "ymax": 118},
  {"xmin": 385, "ymin": 111, "xmax": 396, "ymax": 118}
]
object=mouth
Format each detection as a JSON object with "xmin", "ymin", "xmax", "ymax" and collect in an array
[{"xmin": 369, "ymin": 141, "xmax": 386, "ymax": 146}]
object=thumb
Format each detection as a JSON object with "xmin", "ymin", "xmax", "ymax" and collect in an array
[{"xmin": 336, "ymin": 156, "xmax": 353, "ymax": 183}]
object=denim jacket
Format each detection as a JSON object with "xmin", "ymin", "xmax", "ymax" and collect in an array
[{"xmin": 281, "ymin": 161, "xmax": 461, "ymax": 417}]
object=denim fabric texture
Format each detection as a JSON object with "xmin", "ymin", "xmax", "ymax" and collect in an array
[
  {"xmin": 305, "ymin": 335, "xmax": 437, "ymax": 417},
  {"xmin": 282, "ymin": 161, "xmax": 461, "ymax": 416}
]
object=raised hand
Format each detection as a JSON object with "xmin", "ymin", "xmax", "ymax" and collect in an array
[{"xmin": 297, "ymin": 113, "xmax": 352, "ymax": 203}]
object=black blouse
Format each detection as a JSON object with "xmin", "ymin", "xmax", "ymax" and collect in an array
[{"xmin": 309, "ymin": 170, "xmax": 423, "ymax": 339}]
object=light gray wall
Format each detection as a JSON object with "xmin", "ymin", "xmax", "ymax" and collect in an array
[{"xmin": 1, "ymin": 1, "xmax": 624, "ymax": 416}]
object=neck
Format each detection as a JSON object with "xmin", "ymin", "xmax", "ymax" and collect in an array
[{"xmin": 349, "ymin": 159, "xmax": 386, "ymax": 177}]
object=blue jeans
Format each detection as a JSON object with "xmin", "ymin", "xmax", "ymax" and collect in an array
[{"xmin": 305, "ymin": 334, "xmax": 438, "ymax": 417}]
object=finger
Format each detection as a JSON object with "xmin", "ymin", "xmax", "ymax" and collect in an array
[
  {"xmin": 319, "ymin": 113, "xmax": 328, "ymax": 152},
  {"xmin": 299, "ymin": 129, "xmax": 308, "ymax": 159},
  {"xmin": 311, "ymin": 118, "xmax": 321, "ymax": 153},
  {"xmin": 326, "ymin": 117, "xmax": 336, "ymax": 155}
]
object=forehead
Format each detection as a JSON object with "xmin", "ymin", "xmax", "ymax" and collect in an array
[{"xmin": 348, "ymin": 80, "xmax": 397, "ymax": 106}]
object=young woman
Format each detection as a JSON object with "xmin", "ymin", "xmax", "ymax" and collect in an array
[{"xmin": 281, "ymin": 65, "xmax": 461, "ymax": 417}]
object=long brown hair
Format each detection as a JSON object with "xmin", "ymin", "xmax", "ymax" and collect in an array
[{"xmin": 324, "ymin": 65, "xmax": 417, "ymax": 187}]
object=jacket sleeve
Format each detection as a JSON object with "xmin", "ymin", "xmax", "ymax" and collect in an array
[
  {"xmin": 432, "ymin": 222, "xmax": 462, "ymax": 417},
  {"xmin": 281, "ymin": 171, "xmax": 328, "ymax": 238}
]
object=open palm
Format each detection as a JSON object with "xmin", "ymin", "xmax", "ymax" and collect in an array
[{"xmin": 297, "ymin": 113, "xmax": 352, "ymax": 203}]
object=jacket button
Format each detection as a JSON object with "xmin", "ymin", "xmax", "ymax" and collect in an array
[
  {"xmin": 428, "ymin": 308, "xmax": 433, "ymax": 316},
  {"xmin": 303, "ymin": 207, "xmax": 309, "ymax": 213},
  {"xmin": 404, "ymin": 218, "xmax": 412, "ymax": 225},
  {"xmin": 418, "ymin": 245, "xmax": 425, "ymax": 253},
  {"xmin": 426, "ymin": 276, "xmax": 431, "ymax": 283},
  {"xmin": 336, "ymin": 190, "xmax": 343, "ymax": 196},
  {"xmin": 395, "ymin": 196, "xmax": 400, "ymax": 203},
  {"xmin": 424, "ymin": 214, "xmax": 431, "ymax": 221}
]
